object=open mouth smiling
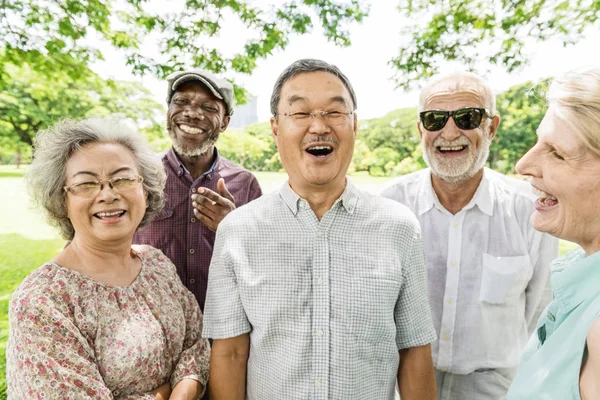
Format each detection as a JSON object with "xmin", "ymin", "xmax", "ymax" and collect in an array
[
  {"xmin": 437, "ymin": 144, "xmax": 468, "ymax": 154},
  {"xmin": 306, "ymin": 145, "xmax": 334, "ymax": 157},
  {"xmin": 532, "ymin": 187, "xmax": 558, "ymax": 207},
  {"xmin": 93, "ymin": 210, "xmax": 126, "ymax": 220},
  {"xmin": 178, "ymin": 124, "xmax": 206, "ymax": 135}
]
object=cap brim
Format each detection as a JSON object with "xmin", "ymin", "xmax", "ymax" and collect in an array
[{"xmin": 171, "ymin": 74, "xmax": 224, "ymax": 100}]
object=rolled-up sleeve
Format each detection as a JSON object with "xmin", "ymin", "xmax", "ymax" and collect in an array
[{"xmin": 202, "ymin": 218, "xmax": 251, "ymax": 339}]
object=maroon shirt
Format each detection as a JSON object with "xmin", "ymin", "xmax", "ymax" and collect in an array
[{"xmin": 133, "ymin": 148, "xmax": 262, "ymax": 310}]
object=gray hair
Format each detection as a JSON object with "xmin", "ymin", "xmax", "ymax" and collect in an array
[
  {"xmin": 270, "ymin": 58, "xmax": 357, "ymax": 116},
  {"xmin": 26, "ymin": 117, "xmax": 166, "ymax": 240},
  {"xmin": 418, "ymin": 71, "xmax": 496, "ymax": 115},
  {"xmin": 547, "ymin": 66, "xmax": 600, "ymax": 158}
]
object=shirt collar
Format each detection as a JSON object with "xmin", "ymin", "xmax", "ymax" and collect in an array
[
  {"xmin": 551, "ymin": 247, "xmax": 600, "ymax": 312},
  {"xmin": 279, "ymin": 178, "xmax": 359, "ymax": 216},
  {"xmin": 416, "ymin": 167, "xmax": 494, "ymax": 217},
  {"xmin": 166, "ymin": 147, "xmax": 221, "ymax": 177}
]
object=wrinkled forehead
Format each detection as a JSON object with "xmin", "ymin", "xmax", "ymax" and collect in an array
[
  {"xmin": 420, "ymin": 75, "xmax": 494, "ymax": 111},
  {"xmin": 281, "ymin": 72, "xmax": 352, "ymax": 108}
]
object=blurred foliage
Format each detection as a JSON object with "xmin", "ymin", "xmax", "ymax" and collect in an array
[
  {"xmin": 0, "ymin": 0, "xmax": 368, "ymax": 104},
  {"xmin": 392, "ymin": 0, "xmax": 599, "ymax": 88},
  {"xmin": 0, "ymin": 54, "xmax": 167, "ymax": 155}
]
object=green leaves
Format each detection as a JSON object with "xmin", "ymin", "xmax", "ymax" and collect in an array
[
  {"xmin": 392, "ymin": 0, "xmax": 599, "ymax": 89},
  {"xmin": 1, "ymin": 0, "xmax": 368, "ymax": 106},
  {"xmin": 0, "ymin": 54, "xmax": 166, "ymax": 151}
]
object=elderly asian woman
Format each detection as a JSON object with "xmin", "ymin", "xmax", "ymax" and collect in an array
[
  {"xmin": 6, "ymin": 117, "xmax": 210, "ymax": 399},
  {"xmin": 507, "ymin": 67, "xmax": 600, "ymax": 399}
]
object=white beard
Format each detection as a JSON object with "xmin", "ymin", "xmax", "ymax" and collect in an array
[
  {"xmin": 168, "ymin": 128, "xmax": 219, "ymax": 158},
  {"xmin": 422, "ymin": 124, "xmax": 491, "ymax": 185}
]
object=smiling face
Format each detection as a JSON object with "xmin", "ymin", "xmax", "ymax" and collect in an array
[
  {"xmin": 167, "ymin": 81, "xmax": 230, "ymax": 158},
  {"xmin": 270, "ymin": 71, "xmax": 357, "ymax": 194},
  {"xmin": 419, "ymin": 85, "xmax": 499, "ymax": 185},
  {"xmin": 64, "ymin": 142, "xmax": 147, "ymax": 246},
  {"xmin": 516, "ymin": 106, "xmax": 600, "ymax": 248}
]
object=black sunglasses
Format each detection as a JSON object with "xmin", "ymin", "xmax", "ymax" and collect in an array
[{"xmin": 419, "ymin": 107, "xmax": 492, "ymax": 131}]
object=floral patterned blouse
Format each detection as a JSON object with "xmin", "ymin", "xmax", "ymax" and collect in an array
[{"xmin": 6, "ymin": 245, "xmax": 210, "ymax": 399}]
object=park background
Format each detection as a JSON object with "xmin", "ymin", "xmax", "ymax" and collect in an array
[{"xmin": 1, "ymin": 0, "xmax": 598, "ymax": 397}]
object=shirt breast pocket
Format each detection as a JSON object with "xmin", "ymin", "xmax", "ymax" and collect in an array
[
  {"xmin": 479, "ymin": 253, "xmax": 531, "ymax": 305},
  {"xmin": 349, "ymin": 276, "xmax": 401, "ymax": 344},
  {"xmin": 139, "ymin": 203, "xmax": 174, "ymax": 248}
]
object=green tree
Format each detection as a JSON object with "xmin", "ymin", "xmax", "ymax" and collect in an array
[
  {"xmin": 391, "ymin": 0, "xmax": 599, "ymax": 88},
  {"xmin": 1, "ymin": 0, "xmax": 368, "ymax": 102},
  {"xmin": 490, "ymin": 79, "xmax": 549, "ymax": 173},
  {"xmin": 0, "ymin": 57, "xmax": 166, "ymax": 152},
  {"xmin": 360, "ymin": 107, "xmax": 421, "ymax": 163}
]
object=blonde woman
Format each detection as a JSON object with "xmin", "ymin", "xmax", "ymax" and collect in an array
[{"xmin": 508, "ymin": 67, "xmax": 600, "ymax": 399}]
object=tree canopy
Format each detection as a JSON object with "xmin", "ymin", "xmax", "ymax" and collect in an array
[
  {"xmin": 0, "ymin": 54, "xmax": 166, "ymax": 161},
  {"xmin": 392, "ymin": 0, "xmax": 599, "ymax": 88},
  {"xmin": 1, "ymin": 0, "xmax": 368, "ymax": 101}
]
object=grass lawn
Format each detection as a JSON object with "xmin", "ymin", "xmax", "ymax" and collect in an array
[{"xmin": 0, "ymin": 168, "xmax": 578, "ymax": 397}]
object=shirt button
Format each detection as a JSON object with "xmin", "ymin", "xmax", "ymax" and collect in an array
[
  {"xmin": 189, "ymin": 249, "xmax": 195, "ymax": 254},
  {"xmin": 450, "ymin": 262, "xmax": 456, "ymax": 267},
  {"xmin": 191, "ymin": 188, "xmax": 196, "ymax": 193},
  {"xmin": 190, "ymin": 279, "xmax": 195, "ymax": 284},
  {"xmin": 316, "ymin": 329, "xmax": 323, "ymax": 337},
  {"xmin": 315, "ymin": 379, "xmax": 323, "ymax": 387},
  {"xmin": 443, "ymin": 334, "xmax": 451, "ymax": 341},
  {"xmin": 316, "ymin": 231, "xmax": 322, "ymax": 237},
  {"xmin": 191, "ymin": 217, "xmax": 196, "ymax": 223},
  {"xmin": 317, "ymin": 278, "xmax": 324, "ymax": 286},
  {"xmin": 447, "ymin": 298, "xmax": 453, "ymax": 304},
  {"xmin": 547, "ymin": 313, "xmax": 556, "ymax": 322},
  {"xmin": 452, "ymin": 223, "xmax": 458, "ymax": 229}
]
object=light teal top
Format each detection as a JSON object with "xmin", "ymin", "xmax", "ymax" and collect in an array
[{"xmin": 508, "ymin": 248, "xmax": 600, "ymax": 400}]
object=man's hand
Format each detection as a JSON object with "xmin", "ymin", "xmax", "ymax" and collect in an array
[{"xmin": 191, "ymin": 178, "xmax": 236, "ymax": 232}]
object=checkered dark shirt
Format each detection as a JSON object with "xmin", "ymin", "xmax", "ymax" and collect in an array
[{"xmin": 133, "ymin": 147, "xmax": 262, "ymax": 310}]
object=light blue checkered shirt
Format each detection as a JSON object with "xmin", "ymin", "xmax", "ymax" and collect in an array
[{"xmin": 203, "ymin": 180, "xmax": 436, "ymax": 399}]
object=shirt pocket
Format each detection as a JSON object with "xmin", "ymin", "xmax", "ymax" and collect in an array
[
  {"xmin": 349, "ymin": 276, "xmax": 401, "ymax": 344},
  {"xmin": 479, "ymin": 253, "xmax": 531, "ymax": 305},
  {"xmin": 140, "ymin": 203, "xmax": 174, "ymax": 248}
]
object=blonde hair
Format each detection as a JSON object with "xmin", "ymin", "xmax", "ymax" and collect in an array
[
  {"xmin": 419, "ymin": 71, "xmax": 496, "ymax": 115},
  {"xmin": 547, "ymin": 66, "xmax": 600, "ymax": 158}
]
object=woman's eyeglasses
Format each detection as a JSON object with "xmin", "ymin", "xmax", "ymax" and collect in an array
[{"xmin": 64, "ymin": 175, "xmax": 144, "ymax": 197}]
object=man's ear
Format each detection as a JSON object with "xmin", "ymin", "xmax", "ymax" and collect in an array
[
  {"xmin": 353, "ymin": 112, "xmax": 358, "ymax": 137},
  {"xmin": 417, "ymin": 121, "xmax": 424, "ymax": 139},
  {"xmin": 220, "ymin": 115, "xmax": 231, "ymax": 132},
  {"xmin": 270, "ymin": 116, "xmax": 279, "ymax": 149},
  {"xmin": 489, "ymin": 115, "xmax": 501, "ymax": 140}
]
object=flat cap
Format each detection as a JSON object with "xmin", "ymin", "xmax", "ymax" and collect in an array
[{"xmin": 166, "ymin": 69, "xmax": 235, "ymax": 116}]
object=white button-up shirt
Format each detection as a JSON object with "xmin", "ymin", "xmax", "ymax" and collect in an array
[
  {"xmin": 382, "ymin": 168, "xmax": 558, "ymax": 374},
  {"xmin": 203, "ymin": 180, "xmax": 436, "ymax": 399}
]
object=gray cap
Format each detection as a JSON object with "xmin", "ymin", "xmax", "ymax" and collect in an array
[{"xmin": 166, "ymin": 69, "xmax": 235, "ymax": 116}]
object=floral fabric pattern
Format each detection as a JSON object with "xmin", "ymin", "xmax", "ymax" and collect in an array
[{"xmin": 7, "ymin": 245, "xmax": 210, "ymax": 399}]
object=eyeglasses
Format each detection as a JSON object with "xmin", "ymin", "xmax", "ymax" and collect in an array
[
  {"xmin": 64, "ymin": 175, "xmax": 144, "ymax": 198},
  {"xmin": 419, "ymin": 107, "xmax": 493, "ymax": 131},
  {"xmin": 277, "ymin": 110, "xmax": 354, "ymax": 127}
]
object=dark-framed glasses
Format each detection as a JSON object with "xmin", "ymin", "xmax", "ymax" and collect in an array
[
  {"xmin": 64, "ymin": 175, "xmax": 144, "ymax": 197},
  {"xmin": 278, "ymin": 110, "xmax": 354, "ymax": 127},
  {"xmin": 419, "ymin": 107, "xmax": 493, "ymax": 131}
]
